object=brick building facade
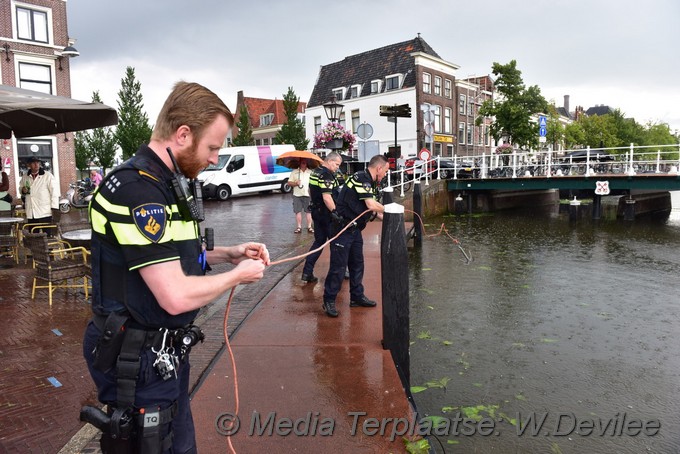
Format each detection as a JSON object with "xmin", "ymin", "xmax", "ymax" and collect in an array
[{"xmin": 0, "ymin": 0, "xmax": 77, "ymax": 199}]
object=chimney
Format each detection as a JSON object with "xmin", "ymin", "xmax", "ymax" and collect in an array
[{"xmin": 564, "ymin": 95, "xmax": 570, "ymax": 114}]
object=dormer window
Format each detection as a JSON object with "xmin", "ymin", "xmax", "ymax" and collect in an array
[
  {"xmin": 332, "ymin": 88, "xmax": 345, "ymax": 101},
  {"xmin": 385, "ymin": 74, "xmax": 401, "ymax": 91},
  {"xmin": 350, "ymin": 84, "xmax": 362, "ymax": 99},
  {"xmin": 260, "ymin": 113, "xmax": 274, "ymax": 127},
  {"xmin": 370, "ymin": 80, "xmax": 382, "ymax": 94}
]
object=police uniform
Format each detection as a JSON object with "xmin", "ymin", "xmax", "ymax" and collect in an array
[
  {"xmin": 83, "ymin": 145, "xmax": 204, "ymax": 453},
  {"xmin": 323, "ymin": 169, "xmax": 377, "ymax": 309},
  {"xmin": 302, "ymin": 165, "xmax": 340, "ymax": 279}
]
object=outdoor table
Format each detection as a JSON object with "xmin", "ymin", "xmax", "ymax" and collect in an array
[
  {"xmin": 61, "ymin": 228, "xmax": 92, "ymax": 250},
  {"xmin": 0, "ymin": 217, "xmax": 25, "ymax": 269}
]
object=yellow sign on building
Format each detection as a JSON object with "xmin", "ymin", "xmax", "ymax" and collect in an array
[{"xmin": 433, "ymin": 134, "xmax": 453, "ymax": 143}]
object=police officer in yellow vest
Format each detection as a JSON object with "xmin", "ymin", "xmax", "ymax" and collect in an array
[
  {"xmin": 322, "ymin": 154, "xmax": 388, "ymax": 317},
  {"xmin": 82, "ymin": 82, "xmax": 269, "ymax": 453}
]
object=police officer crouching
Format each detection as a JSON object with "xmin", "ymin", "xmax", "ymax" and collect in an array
[
  {"xmin": 81, "ymin": 82, "xmax": 270, "ymax": 453},
  {"xmin": 322, "ymin": 154, "xmax": 389, "ymax": 317}
]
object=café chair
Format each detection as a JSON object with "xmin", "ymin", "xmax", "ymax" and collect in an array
[{"xmin": 21, "ymin": 230, "xmax": 91, "ymax": 306}]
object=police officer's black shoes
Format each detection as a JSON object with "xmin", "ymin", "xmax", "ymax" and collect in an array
[
  {"xmin": 323, "ymin": 300, "xmax": 339, "ymax": 317},
  {"xmin": 301, "ymin": 273, "xmax": 318, "ymax": 283},
  {"xmin": 350, "ymin": 295, "xmax": 377, "ymax": 307}
]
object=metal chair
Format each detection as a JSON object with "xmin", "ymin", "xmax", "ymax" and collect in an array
[
  {"xmin": 21, "ymin": 230, "xmax": 91, "ymax": 306},
  {"xmin": 0, "ymin": 210, "xmax": 19, "ymax": 263}
]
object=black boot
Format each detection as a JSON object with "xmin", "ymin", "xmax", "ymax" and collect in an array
[{"xmin": 322, "ymin": 300, "xmax": 338, "ymax": 317}]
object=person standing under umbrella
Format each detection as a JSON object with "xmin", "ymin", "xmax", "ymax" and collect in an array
[{"xmin": 287, "ymin": 159, "xmax": 313, "ymax": 233}]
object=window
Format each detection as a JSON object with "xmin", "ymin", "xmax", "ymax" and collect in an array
[
  {"xmin": 458, "ymin": 123, "xmax": 465, "ymax": 144},
  {"xmin": 339, "ymin": 112, "xmax": 346, "ymax": 129},
  {"xmin": 262, "ymin": 138, "xmax": 269, "ymax": 145},
  {"xmin": 314, "ymin": 116, "xmax": 321, "ymax": 134},
  {"xmin": 444, "ymin": 108, "xmax": 452, "ymax": 134},
  {"xmin": 423, "ymin": 73, "xmax": 431, "ymax": 94},
  {"xmin": 468, "ymin": 98, "xmax": 474, "ymax": 117},
  {"xmin": 459, "ymin": 94, "xmax": 466, "ymax": 115},
  {"xmin": 16, "ymin": 6, "xmax": 49, "ymax": 43},
  {"xmin": 350, "ymin": 85, "xmax": 361, "ymax": 99},
  {"xmin": 255, "ymin": 139, "xmax": 261, "ymax": 146},
  {"xmin": 444, "ymin": 79, "xmax": 452, "ymax": 98},
  {"xmin": 332, "ymin": 88, "xmax": 344, "ymax": 100},
  {"xmin": 434, "ymin": 143, "xmax": 442, "ymax": 156},
  {"xmin": 434, "ymin": 76, "xmax": 441, "ymax": 96},
  {"xmin": 467, "ymin": 124, "xmax": 473, "ymax": 144},
  {"xmin": 260, "ymin": 113, "xmax": 274, "ymax": 126},
  {"xmin": 227, "ymin": 155, "xmax": 245, "ymax": 172},
  {"xmin": 351, "ymin": 109, "xmax": 360, "ymax": 133},
  {"xmin": 484, "ymin": 125, "xmax": 490, "ymax": 146},
  {"xmin": 371, "ymin": 80, "xmax": 381, "ymax": 94},
  {"xmin": 447, "ymin": 144, "xmax": 453, "ymax": 157},
  {"xmin": 433, "ymin": 105, "xmax": 441, "ymax": 133},
  {"xmin": 18, "ymin": 62, "xmax": 52, "ymax": 94},
  {"xmin": 385, "ymin": 75, "xmax": 400, "ymax": 91},
  {"xmin": 17, "ymin": 139, "xmax": 53, "ymax": 173}
]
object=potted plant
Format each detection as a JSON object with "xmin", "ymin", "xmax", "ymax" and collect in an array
[{"xmin": 313, "ymin": 122, "xmax": 356, "ymax": 151}]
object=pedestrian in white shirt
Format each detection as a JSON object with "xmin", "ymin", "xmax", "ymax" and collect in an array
[
  {"xmin": 287, "ymin": 159, "xmax": 313, "ymax": 233},
  {"xmin": 19, "ymin": 156, "xmax": 59, "ymax": 225}
]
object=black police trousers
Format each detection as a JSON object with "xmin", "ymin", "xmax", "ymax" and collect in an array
[
  {"xmin": 323, "ymin": 227, "xmax": 365, "ymax": 303},
  {"xmin": 83, "ymin": 320, "xmax": 197, "ymax": 453}
]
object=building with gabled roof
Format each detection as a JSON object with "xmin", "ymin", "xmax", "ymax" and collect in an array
[
  {"xmin": 233, "ymin": 90, "xmax": 306, "ymax": 146},
  {"xmin": 307, "ymin": 35, "xmax": 495, "ymax": 159}
]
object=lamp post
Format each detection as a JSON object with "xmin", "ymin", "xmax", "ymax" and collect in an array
[
  {"xmin": 322, "ymin": 95, "xmax": 345, "ymax": 152},
  {"xmin": 323, "ymin": 94, "xmax": 344, "ymax": 123}
]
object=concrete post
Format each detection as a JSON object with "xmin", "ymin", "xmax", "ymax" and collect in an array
[
  {"xmin": 381, "ymin": 202, "xmax": 410, "ymax": 386},
  {"xmin": 592, "ymin": 194, "xmax": 602, "ymax": 220}
]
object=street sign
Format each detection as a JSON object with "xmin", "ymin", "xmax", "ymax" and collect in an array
[
  {"xmin": 539, "ymin": 126, "xmax": 547, "ymax": 137},
  {"xmin": 356, "ymin": 123, "xmax": 373, "ymax": 140},
  {"xmin": 379, "ymin": 104, "xmax": 412, "ymax": 118},
  {"xmin": 538, "ymin": 115, "xmax": 547, "ymax": 128},
  {"xmin": 595, "ymin": 181, "xmax": 611, "ymax": 195}
]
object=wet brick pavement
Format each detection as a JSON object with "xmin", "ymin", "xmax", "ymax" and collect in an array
[{"xmin": 0, "ymin": 199, "xmax": 314, "ymax": 453}]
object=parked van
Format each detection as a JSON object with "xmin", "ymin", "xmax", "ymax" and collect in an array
[{"xmin": 198, "ymin": 144, "xmax": 295, "ymax": 200}]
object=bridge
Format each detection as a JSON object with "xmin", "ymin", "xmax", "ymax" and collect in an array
[{"xmin": 390, "ymin": 143, "xmax": 680, "ymax": 219}]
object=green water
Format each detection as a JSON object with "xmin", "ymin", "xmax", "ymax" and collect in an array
[{"xmin": 408, "ymin": 209, "xmax": 680, "ymax": 453}]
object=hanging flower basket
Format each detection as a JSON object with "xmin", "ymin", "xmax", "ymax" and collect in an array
[{"xmin": 313, "ymin": 122, "xmax": 356, "ymax": 151}]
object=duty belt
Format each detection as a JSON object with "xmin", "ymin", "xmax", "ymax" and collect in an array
[{"xmin": 93, "ymin": 313, "xmax": 172, "ymax": 351}]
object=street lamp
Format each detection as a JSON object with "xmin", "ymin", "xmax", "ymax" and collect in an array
[{"xmin": 323, "ymin": 95, "xmax": 344, "ymax": 123}]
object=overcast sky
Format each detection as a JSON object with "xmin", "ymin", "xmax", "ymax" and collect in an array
[{"xmin": 66, "ymin": 0, "xmax": 680, "ymax": 134}]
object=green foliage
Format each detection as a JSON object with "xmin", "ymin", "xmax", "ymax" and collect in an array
[
  {"xmin": 478, "ymin": 60, "xmax": 548, "ymax": 150},
  {"xmin": 404, "ymin": 438, "xmax": 430, "ymax": 453},
  {"xmin": 274, "ymin": 87, "xmax": 309, "ymax": 150},
  {"xmin": 233, "ymin": 104, "xmax": 254, "ymax": 146},
  {"xmin": 74, "ymin": 91, "xmax": 118, "ymax": 172},
  {"xmin": 546, "ymin": 104, "xmax": 565, "ymax": 149},
  {"xmin": 115, "ymin": 67, "xmax": 152, "ymax": 160}
]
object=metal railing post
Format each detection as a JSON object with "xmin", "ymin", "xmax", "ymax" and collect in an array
[
  {"xmin": 512, "ymin": 149, "xmax": 517, "ymax": 178},
  {"xmin": 482, "ymin": 152, "xmax": 487, "ymax": 179},
  {"xmin": 627, "ymin": 142, "xmax": 636, "ymax": 176},
  {"xmin": 585, "ymin": 146, "xmax": 592, "ymax": 177},
  {"xmin": 656, "ymin": 150, "xmax": 661, "ymax": 174}
]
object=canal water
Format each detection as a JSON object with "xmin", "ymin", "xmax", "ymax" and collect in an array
[{"xmin": 408, "ymin": 207, "xmax": 680, "ymax": 453}]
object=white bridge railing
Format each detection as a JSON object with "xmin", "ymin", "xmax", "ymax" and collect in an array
[{"xmin": 385, "ymin": 144, "xmax": 680, "ymax": 194}]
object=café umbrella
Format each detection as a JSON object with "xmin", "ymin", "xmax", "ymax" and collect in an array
[
  {"xmin": 0, "ymin": 84, "xmax": 118, "ymax": 139},
  {"xmin": 275, "ymin": 150, "xmax": 324, "ymax": 169}
]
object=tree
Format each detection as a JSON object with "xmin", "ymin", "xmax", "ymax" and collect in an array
[
  {"xmin": 564, "ymin": 122, "xmax": 586, "ymax": 149},
  {"xmin": 274, "ymin": 87, "xmax": 309, "ymax": 150},
  {"xmin": 478, "ymin": 60, "xmax": 548, "ymax": 150},
  {"xmin": 232, "ymin": 104, "xmax": 254, "ymax": 146},
  {"xmin": 115, "ymin": 66, "xmax": 152, "ymax": 160},
  {"xmin": 74, "ymin": 91, "xmax": 118, "ymax": 173},
  {"xmin": 545, "ymin": 104, "xmax": 565, "ymax": 150}
]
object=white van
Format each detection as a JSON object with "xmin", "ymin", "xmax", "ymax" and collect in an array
[{"xmin": 198, "ymin": 144, "xmax": 295, "ymax": 200}]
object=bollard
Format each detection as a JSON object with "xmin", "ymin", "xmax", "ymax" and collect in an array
[
  {"xmin": 624, "ymin": 198, "xmax": 636, "ymax": 221},
  {"xmin": 592, "ymin": 194, "xmax": 602, "ymax": 220},
  {"xmin": 381, "ymin": 202, "xmax": 410, "ymax": 386},
  {"xmin": 413, "ymin": 180, "xmax": 422, "ymax": 247},
  {"xmin": 382, "ymin": 186, "xmax": 394, "ymax": 206},
  {"xmin": 569, "ymin": 196, "xmax": 580, "ymax": 222}
]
